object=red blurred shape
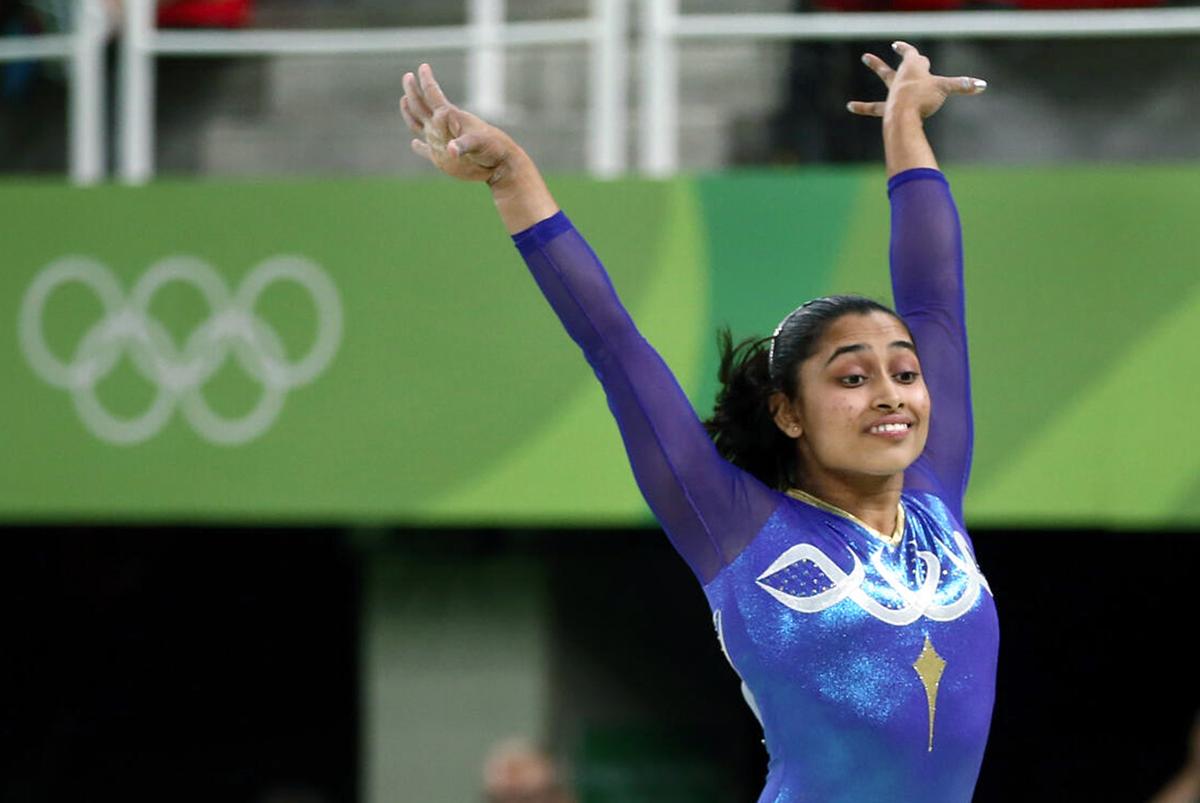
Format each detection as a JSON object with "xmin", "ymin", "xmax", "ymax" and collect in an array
[{"xmin": 157, "ymin": 0, "xmax": 253, "ymax": 28}]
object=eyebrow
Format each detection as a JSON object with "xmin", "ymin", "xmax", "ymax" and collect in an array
[{"xmin": 824, "ymin": 340, "xmax": 917, "ymax": 367}]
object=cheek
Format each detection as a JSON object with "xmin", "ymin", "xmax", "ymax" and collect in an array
[
  {"xmin": 803, "ymin": 392, "xmax": 865, "ymax": 440},
  {"xmin": 911, "ymin": 384, "xmax": 932, "ymax": 417},
  {"xmin": 831, "ymin": 397, "xmax": 862, "ymax": 423},
  {"xmin": 910, "ymin": 387, "xmax": 932, "ymax": 447}
]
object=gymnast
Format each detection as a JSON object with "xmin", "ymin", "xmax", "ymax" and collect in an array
[{"xmin": 401, "ymin": 41, "xmax": 997, "ymax": 803}]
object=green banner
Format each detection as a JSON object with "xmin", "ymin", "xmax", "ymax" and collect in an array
[{"xmin": 2, "ymin": 167, "xmax": 1197, "ymax": 526}]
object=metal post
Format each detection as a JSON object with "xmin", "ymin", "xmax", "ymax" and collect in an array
[
  {"xmin": 639, "ymin": 0, "xmax": 677, "ymax": 176},
  {"xmin": 69, "ymin": 0, "xmax": 106, "ymax": 184},
  {"xmin": 589, "ymin": 0, "xmax": 627, "ymax": 178},
  {"xmin": 120, "ymin": 0, "xmax": 156, "ymax": 184},
  {"xmin": 467, "ymin": 0, "xmax": 505, "ymax": 119}
]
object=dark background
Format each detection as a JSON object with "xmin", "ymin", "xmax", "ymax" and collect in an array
[{"xmin": 0, "ymin": 526, "xmax": 1194, "ymax": 802}]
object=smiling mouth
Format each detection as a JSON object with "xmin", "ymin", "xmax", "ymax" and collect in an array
[{"xmin": 868, "ymin": 422, "xmax": 913, "ymax": 435}]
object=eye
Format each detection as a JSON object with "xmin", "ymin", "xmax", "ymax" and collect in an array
[
  {"xmin": 839, "ymin": 374, "xmax": 867, "ymax": 387},
  {"xmin": 894, "ymin": 371, "xmax": 920, "ymax": 384}
]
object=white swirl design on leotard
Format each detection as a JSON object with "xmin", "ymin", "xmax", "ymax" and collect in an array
[{"xmin": 755, "ymin": 532, "xmax": 991, "ymax": 626}]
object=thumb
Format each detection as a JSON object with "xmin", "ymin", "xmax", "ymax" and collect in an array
[
  {"xmin": 448, "ymin": 128, "xmax": 508, "ymax": 168},
  {"xmin": 445, "ymin": 109, "xmax": 486, "ymax": 157},
  {"xmin": 447, "ymin": 132, "xmax": 482, "ymax": 159},
  {"xmin": 942, "ymin": 75, "xmax": 988, "ymax": 95}
]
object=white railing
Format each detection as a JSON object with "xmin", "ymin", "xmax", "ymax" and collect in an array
[
  {"xmin": 118, "ymin": 0, "xmax": 629, "ymax": 183},
  {"xmin": 0, "ymin": 0, "xmax": 105, "ymax": 184},
  {"xmin": 7, "ymin": 1, "xmax": 1200, "ymax": 184},
  {"xmin": 639, "ymin": 0, "xmax": 1200, "ymax": 176}
]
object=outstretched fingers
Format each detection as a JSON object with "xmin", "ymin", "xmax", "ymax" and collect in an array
[
  {"xmin": 846, "ymin": 40, "xmax": 988, "ymax": 118},
  {"xmin": 399, "ymin": 96, "xmax": 422, "ymax": 135},
  {"xmin": 848, "ymin": 50, "xmax": 895, "ymax": 116},
  {"xmin": 411, "ymin": 138, "xmax": 433, "ymax": 162},
  {"xmin": 941, "ymin": 75, "xmax": 989, "ymax": 95},
  {"xmin": 861, "ymin": 52, "xmax": 895, "ymax": 87},
  {"xmin": 402, "ymin": 71, "xmax": 432, "ymax": 123},
  {"xmin": 417, "ymin": 63, "xmax": 450, "ymax": 109},
  {"xmin": 846, "ymin": 100, "xmax": 886, "ymax": 117}
]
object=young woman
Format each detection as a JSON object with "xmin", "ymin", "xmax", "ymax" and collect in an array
[{"xmin": 401, "ymin": 42, "xmax": 996, "ymax": 803}]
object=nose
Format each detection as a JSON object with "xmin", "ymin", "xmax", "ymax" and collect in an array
[{"xmin": 873, "ymin": 375, "xmax": 905, "ymax": 410}]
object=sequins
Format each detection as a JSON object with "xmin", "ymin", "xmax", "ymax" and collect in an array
[{"xmin": 701, "ymin": 491, "xmax": 998, "ymax": 801}]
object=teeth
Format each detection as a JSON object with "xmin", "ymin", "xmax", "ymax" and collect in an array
[{"xmin": 870, "ymin": 423, "xmax": 910, "ymax": 434}]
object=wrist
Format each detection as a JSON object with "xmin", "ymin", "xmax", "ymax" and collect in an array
[
  {"xmin": 882, "ymin": 102, "xmax": 936, "ymax": 178},
  {"xmin": 883, "ymin": 101, "xmax": 924, "ymax": 129},
  {"xmin": 487, "ymin": 146, "xmax": 559, "ymax": 234},
  {"xmin": 487, "ymin": 145, "xmax": 535, "ymax": 194}
]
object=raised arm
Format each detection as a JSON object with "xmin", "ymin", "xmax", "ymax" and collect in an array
[
  {"xmin": 850, "ymin": 42, "xmax": 987, "ymax": 524},
  {"xmin": 400, "ymin": 65, "xmax": 778, "ymax": 583}
]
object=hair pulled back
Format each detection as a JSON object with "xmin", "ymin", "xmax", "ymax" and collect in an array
[{"xmin": 703, "ymin": 295, "xmax": 906, "ymax": 491}]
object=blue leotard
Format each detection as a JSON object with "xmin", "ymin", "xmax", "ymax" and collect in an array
[{"xmin": 513, "ymin": 168, "xmax": 998, "ymax": 802}]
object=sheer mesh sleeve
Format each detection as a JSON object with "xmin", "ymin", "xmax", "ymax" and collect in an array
[
  {"xmin": 889, "ymin": 168, "xmax": 974, "ymax": 525},
  {"xmin": 513, "ymin": 212, "xmax": 781, "ymax": 584}
]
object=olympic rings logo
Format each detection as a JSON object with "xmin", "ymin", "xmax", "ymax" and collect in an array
[{"xmin": 18, "ymin": 255, "xmax": 342, "ymax": 445}]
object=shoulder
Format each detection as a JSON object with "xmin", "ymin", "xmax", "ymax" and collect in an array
[
  {"xmin": 901, "ymin": 488, "xmax": 968, "ymax": 536},
  {"xmin": 702, "ymin": 491, "xmax": 843, "ymax": 589}
]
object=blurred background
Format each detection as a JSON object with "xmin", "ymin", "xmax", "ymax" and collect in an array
[{"xmin": 2, "ymin": 1, "xmax": 1199, "ymax": 801}]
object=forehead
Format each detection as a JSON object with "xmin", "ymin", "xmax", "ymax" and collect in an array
[{"xmin": 817, "ymin": 311, "xmax": 911, "ymax": 352}]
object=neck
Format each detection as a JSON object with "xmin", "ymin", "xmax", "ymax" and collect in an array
[{"xmin": 795, "ymin": 469, "xmax": 903, "ymax": 536}]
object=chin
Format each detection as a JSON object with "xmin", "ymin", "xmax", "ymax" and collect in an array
[
  {"xmin": 863, "ymin": 462, "xmax": 915, "ymax": 479},
  {"xmin": 858, "ymin": 451, "xmax": 922, "ymax": 477}
]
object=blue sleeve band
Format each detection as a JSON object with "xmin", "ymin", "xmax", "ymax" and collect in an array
[
  {"xmin": 512, "ymin": 210, "xmax": 574, "ymax": 255},
  {"xmin": 887, "ymin": 167, "xmax": 947, "ymax": 198}
]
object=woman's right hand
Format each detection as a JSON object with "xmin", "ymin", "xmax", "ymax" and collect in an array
[
  {"xmin": 401, "ymin": 63, "xmax": 558, "ymax": 233},
  {"xmin": 400, "ymin": 63, "xmax": 520, "ymax": 185}
]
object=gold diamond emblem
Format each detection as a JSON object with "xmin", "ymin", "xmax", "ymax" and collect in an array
[{"xmin": 912, "ymin": 634, "xmax": 947, "ymax": 752}]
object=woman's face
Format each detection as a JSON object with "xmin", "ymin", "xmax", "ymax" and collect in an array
[{"xmin": 775, "ymin": 310, "xmax": 930, "ymax": 481}]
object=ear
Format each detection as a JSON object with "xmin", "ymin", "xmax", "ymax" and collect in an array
[{"xmin": 769, "ymin": 391, "xmax": 803, "ymax": 439}]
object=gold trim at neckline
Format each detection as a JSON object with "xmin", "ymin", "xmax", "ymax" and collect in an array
[{"xmin": 785, "ymin": 487, "xmax": 905, "ymax": 546}]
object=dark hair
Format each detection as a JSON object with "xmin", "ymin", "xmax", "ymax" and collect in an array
[{"xmin": 703, "ymin": 295, "xmax": 907, "ymax": 491}]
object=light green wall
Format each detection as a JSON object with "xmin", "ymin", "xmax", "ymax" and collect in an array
[{"xmin": 3, "ymin": 167, "xmax": 1197, "ymax": 526}]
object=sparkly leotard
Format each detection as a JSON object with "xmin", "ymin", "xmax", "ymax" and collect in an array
[{"xmin": 513, "ymin": 168, "xmax": 999, "ymax": 802}]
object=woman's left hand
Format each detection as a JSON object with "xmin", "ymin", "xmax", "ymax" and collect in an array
[{"xmin": 847, "ymin": 41, "xmax": 986, "ymax": 119}]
